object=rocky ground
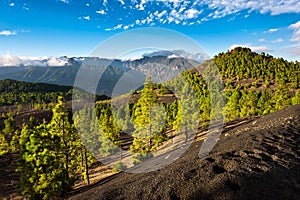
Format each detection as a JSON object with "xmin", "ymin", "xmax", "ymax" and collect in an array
[
  {"xmin": 1, "ymin": 104, "xmax": 299, "ymax": 199},
  {"xmin": 67, "ymin": 104, "xmax": 300, "ymax": 200}
]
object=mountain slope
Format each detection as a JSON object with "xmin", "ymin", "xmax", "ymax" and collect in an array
[
  {"xmin": 0, "ymin": 79, "xmax": 73, "ymax": 93},
  {"xmin": 0, "ymin": 56, "xmax": 198, "ymax": 95},
  {"xmin": 68, "ymin": 104, "xmax": 300, "ymax": 200}
]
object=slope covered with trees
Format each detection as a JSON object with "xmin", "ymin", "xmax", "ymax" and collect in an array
[
  {"xmin": 0, "ymin": 79, "xmax": 73, "ymax": 106},
  {"xmin": 0, "ymin": 47, "xmax": 299, "ymax": 199},
  {"xmin": 214, "ymin": 47, "xmax": 300, "ymax": 118},
  {"xmin": 215, "ymin": 47, "xmax": 299, "ymax": 86}
]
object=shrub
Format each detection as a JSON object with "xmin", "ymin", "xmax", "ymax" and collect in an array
[{"xmin": 112, "ymin": 161, "xmax": 127, "ymax": 172}]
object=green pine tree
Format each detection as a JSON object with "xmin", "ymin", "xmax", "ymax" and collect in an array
[{"xmin": 130, "ymin": 77, "xmax": 162, "ymax": 163}]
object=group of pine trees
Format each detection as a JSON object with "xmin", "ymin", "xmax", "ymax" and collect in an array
[
  {"xmin": 0, "ymin": 47, "xmax": 299, "ymax": 199},
  {"xmin": 0, "ymin": 79, "xmax": 74, "ymax": 106},
  {"xmin": 1, "ymin": 97, "xmax": 95, "ymax": 199}
]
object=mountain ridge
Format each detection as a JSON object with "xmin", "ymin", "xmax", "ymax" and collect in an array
[{"xmin": 0, "ymin": 55, "xmax": 199, "ymax": 95}]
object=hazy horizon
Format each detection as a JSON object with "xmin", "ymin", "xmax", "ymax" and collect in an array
[{"xmin": 0, "ymin": 0, "xmax": 299, "ymax": 61}]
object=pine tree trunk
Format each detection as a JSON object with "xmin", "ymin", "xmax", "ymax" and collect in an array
[
  {"xmin": 62, "ymin": 119, "xmax": 69, "ymax": 179},
  {"xmin": 84, "ymin": 149, "xmax": 90, "ymax": 185},
  {"xmin": 81, "ymin": 148, "xmax": 84, "ymax": 176},
  {"xmin": 185, "ymin": 127, "xmax": 188, "ymax": 142},
  {"xmin": 120, "ymin": 143, "xmax": 123, "ymax": 160},
  {"xmin": 149, "ymin": 124, "xmax": 152, "ymax": 150}
]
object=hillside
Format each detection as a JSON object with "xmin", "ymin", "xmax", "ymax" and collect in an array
[
  {"xmin": 0, "ymin": 55, "xmax": 198, "ymax": 95},
  {"xmin": 0, "ymin": 48, "xmax": 299, "ymax": 199},
  {"xmin": 0, "ymin": 48, "xmax": 299, "ymax": 97},
  {"xmin": 0, "ymin": 79, "xmax": 73, "ymax": 93},
  {"xmin": 68, "ymin": 104, "xmax": 300, "ymax": 200}
]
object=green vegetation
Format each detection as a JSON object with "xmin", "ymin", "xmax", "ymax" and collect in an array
[
  {"xmin": 130, "ymin": 77, "xmax": 166, "ymax": 163},
  {"xmin": 17, "ymin": 98, "xmax": 84, "ymax": 199},
  {"xmin": 215, "ymin": 47, "xmax": 299, "ymax": 86},
  {"xmin": 0, "ymin": 47, "xmax": 299, "ymax": 199},
  {"xmin": 97, "ymin": 106, "xmax": 121, "ymax": 156},
  {"xmin": 0, "ymin": 79, "xmax": 73, "ymax": 106},
  {"xmin": 112, "ymin": 161, "xmax": 127, "ymax": 172},
  {"xmin": 0, "ymin": 116, "xmax": 19, "ymax": 155}
]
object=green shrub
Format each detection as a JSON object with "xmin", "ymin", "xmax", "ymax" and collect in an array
[
  {"xmin": 112, "ymin": 161, "xmax": 127, "ymax": 172},
  {"xmin": 132, "ymin": 152, "xmax": 153, "ymax": 165}
]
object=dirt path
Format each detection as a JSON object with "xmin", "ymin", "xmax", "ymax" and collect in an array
[
  {"xmin": 67, "ymin": 104, "xmax": 300, "ymax": 200},
  {"xmin": 1, "ymin": 105, "xmax": 299, "ymax": 199}
]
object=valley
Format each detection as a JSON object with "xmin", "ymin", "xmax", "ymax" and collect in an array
[{"xmin": 0, "ymin": 47, "xmax": 299, "ymax": 199}]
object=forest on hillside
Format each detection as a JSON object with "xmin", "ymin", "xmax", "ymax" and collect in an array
[
  {"xmin": 0, "ymin": 79, "xmax": 73, "ymax": 106},
  {"xmin": 0, "ymin": 47, "xmax": 299, "ymax": 199}
]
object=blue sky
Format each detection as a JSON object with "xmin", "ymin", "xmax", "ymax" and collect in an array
[{"xmin": 0, "ymin": 0, "xmax": 300, "ymax": 61}]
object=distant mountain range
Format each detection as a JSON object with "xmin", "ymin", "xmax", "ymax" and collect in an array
[{"xmin": 0, "ymin": 51, "xmax": 199, "ymax": 95}]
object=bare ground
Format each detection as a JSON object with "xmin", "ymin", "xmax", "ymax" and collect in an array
[
  {"xmin": 1, "ymin": 104, "xmax": 299, "ymax": 199},
  {"xmin": 67, "ymin": 104, "xmax": 300, "ymax": 200}
]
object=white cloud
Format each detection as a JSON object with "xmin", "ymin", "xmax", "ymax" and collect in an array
[
  {"xmin": 265, "ymin": 28, "xmax": 279, "ymax": 33},
  {"xmin": 0, "ymin": 30, "xmax": 16, "ymax": 36},
  {"xmin": 184, "ymin": 8, "xmax": 202, "ymax": 19},
  {"xmin": 114, "ymin": 24, "xmax": 123, "ymax": 29},
  {"xmin": 21, "ymin": 29, "xmax": 30, "ymax": 33},
  {"xmin": 135, "ymin": 19, "xmax": 141, "ymax": 25},
  {"xmin": 229, "ymin": 44, "xmax": 271, "ymax": 52},
  {"xmin": 154, "ymin": 10, "xmax": 167, "ymax": 18},
  {"xmin": 272, "ymin": 38, "xmax": 284, "ymax": 43},
  {"xmin": 59, "ymin": 0, "xmax": 69, "ymax": 4},
  {"xmin": 259, "ymin": 38, "xmax": 265, "ymax": 42},
  {"xmin": 200, "ymin": 0, "xmax": 300, "ymax": 17},
  {"xmin": 105, "ymin": 24, "xmax": 123, "ymax": 31},
  {"xmin": 135, "ymin": 0, "xmax": 147, "ymax": 10},
  {"xmin": 289, "ymin": 21, "xmax": 300, "ymax": 29},
  {"xmin": 0, "ymin": 54, "xmax": 70, "ymax": 67},
  {"xmin": 23, "ymin": 4, "xmax": 29, "ymax": 10},
  {"xmin": 96, "ymin": 10, "xmax": 106, "ymax": 15},
  {"xmin": 118, "ymin": 0, "xmax": 125, "ymax": 5},
  {"xmin": 289, "ymin": 21, "xmax": 300, "ymax": 42},
  {"xmin": 103, "ymin": 0, "xmax": 108, "ymax": 7},
  {"xmin": 0, "ymin": 53, "xmax": 21, "ymax": 66},
  {"xmin": 283, "ymin": 44, "xmax": 300, "ymax": 57},
  {"xmin": 47, "ymin": 57, "xmax": 69, "ymax": 66},
  {"xmin": 143, "ymin": 49, "xmax": 209, "ymax": 63},
  {"xmin": 100, "ymin": 0, "xmax": 300, "ymax": 28},
  {"xmin": 9, "ymin": 3, "xmax": 15, "ymax": 7},
  {"xmin": 83, "ymin": 16, "xmax": 90, "ymax": 20}
]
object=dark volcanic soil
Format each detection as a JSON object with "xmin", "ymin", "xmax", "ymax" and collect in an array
[
  {"xmin": 0, "ymin": 153, "xmax": 20, "ymax": 199},
  {"xmin": 68, "ymin": 104, "xmax": 300, "ymax": 200}
]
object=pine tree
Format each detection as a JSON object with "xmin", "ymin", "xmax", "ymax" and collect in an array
[
  {"xmin": 225, "ymin": 89, "xmax": 241, "ymax": 121},
  {"xmin": 272, "ymin": 85, "xmax": 292, "ymax": 111},
  {"xmin": 18, "ymin": 97, "xmax": 82, "ymax": 199},
  {"xmin": 1, "ymin": 116, "xmax": 19, "ymax": 153},
  {"xmin": 98, "ymin": 107, "xmax": 120, "ymax": 156},
  {"xmin": 50, "ymin": 96, "xmax": 80, "ymax": 183},
  {"xmin": 18, "ymin": 123, "xmax": 72, "ymax": 199},
  {"xmin": 257, "ymin": 89, "xmax": 273, "ymax": 115},
  {"xmin": 173, "ymin": 80, "xmax": 199, "ymax": 142},
  {"xmin": 292, "ymin": 91, "xmax": 300, "ymax": 105},
  {"xmin": 130, "ymin": 77, "xmax": 164, "ymax": 163},
  {"xmin": 2, "ymin": 116, "xmax": 17, "ymax": 135},
  {"xmin": 0, "ymin": 131, "xmax": 9, "ymax": 155},
  {"xmin": 73, "ymin": 107, "xmax": 98, "ymax": 184},
  {"xmin": 239, "ymin": 91, "xmax": 259, "ymax": 117},
  {"xmin": 149, "ymin": 103, "xmax": 167, "ymax": 151},
  {"xmin": 165, "ymin": 101, "xmax": 178, "ymax": 126},
  {"xmin": 114, "ymin": 104, "xmax": 133, "ymax": 133}
]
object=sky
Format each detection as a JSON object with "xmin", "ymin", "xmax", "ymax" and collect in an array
[{"xmin": 0, "ymin": 0, "xmax": 300, "ymax": 61}]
